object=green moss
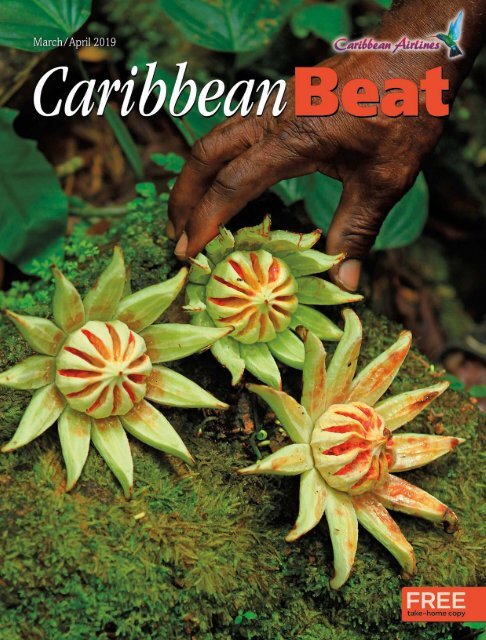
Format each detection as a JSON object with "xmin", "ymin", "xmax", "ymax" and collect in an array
[
  {"xmin": 0, "ymin": 214, "xmax": 483, "ymax": 639},
  {"xmin": 0, "ymin": 188, "xmax": 174, "ymax": 319}
]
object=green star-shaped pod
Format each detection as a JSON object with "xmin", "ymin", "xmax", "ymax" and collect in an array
[
  {"xmin": 184, "ymin": 216, "xmax": 362, "ymax": 389},
  {"xmin": 238, "ymin": 310, "xmax": 463, "ymax": 588},
  {"xmin": 0, "ymin": 247, "xmax": 230, "ymax": 497}
]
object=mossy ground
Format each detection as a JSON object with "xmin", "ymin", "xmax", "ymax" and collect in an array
[{"xmin": 0, "ymin": 199, "xmax": 483, "ymax": 640}]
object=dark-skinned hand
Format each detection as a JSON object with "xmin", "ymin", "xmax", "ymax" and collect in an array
[{"xmin": 168, "ymin": 0, "xmax": 484, "ymax": 291}]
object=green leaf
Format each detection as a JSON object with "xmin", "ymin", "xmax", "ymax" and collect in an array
[
  {"xmin": 135, "ymin": 182, "xmax": 157, "ymax": 198},
  {"xmin": 374, "ymin": 173, "xmax": 429, "ymax": 249},
  {"xmin": 151, "ymin": 152, "xmax": 185, "ymax": 174},
  {"xmin": 291, "ymin": 4, "xmax": 351, "ymax": 43},
  {"xmin": 103, "ymin": 105, "xmax": 144, "ymax": 180},
  {"xmin": 270, "ymin": 177, "xmax": 308, "ymax": 205},
  {"xmin": 0, "ymin": 108, "xmax": 67, "ymax": 273},
  {"xmin": 374, "ymin": 0, "xmax": 393, "ymax": 8},
  {"xmin": 158, "ymin": 0, "xmax": 300, "ymax": 53},
  {"xmin": 300, "ymin": 171, "xmax": 428, "ymax": 251},
  {"xmin": 244, "ymin": 612, "xmax": 257, "ymax": 621},
  {"xmin": 0, "ymin": 0, "xmax": 92, "ymax": 51},
  {"xmin": 444, "ymin": 373, "xmax": 465, "ymax": 392},
  {"xmin": 469, "ymin": 384, "xmax": 486, "ymax": 398}
]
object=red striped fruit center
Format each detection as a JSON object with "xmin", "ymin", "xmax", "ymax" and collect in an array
[
  {"xmin": 205, "ymin": 249, "xmax": 298, "ymax": 344},
  {"xmin": 56, "ymin": 320, "xmax": 152, "ymax": 419},
  {"xmin": 311, "ymin": 402, "xmax": 394, "ymax": 495}
]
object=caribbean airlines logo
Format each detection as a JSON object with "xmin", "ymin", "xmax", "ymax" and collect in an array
[
  {"xmin": 333, "ymin": 10, "xmax": 464, "ymax": 58},
  {"xmin": 434, "ymin": 11, "xmax": 464, "ymax": 57}
]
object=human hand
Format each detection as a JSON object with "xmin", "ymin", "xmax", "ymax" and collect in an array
[{"xmin": 168, "ymin": 49, "xmax": 450, "ymax": 290}]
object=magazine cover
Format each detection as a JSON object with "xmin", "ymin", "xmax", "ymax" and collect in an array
[{"xmin": 0, "ymin": 1, "xmax": 484, "ymax": 638}]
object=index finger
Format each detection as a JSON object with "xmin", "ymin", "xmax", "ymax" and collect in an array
[
  {"xmin": 181, "ymin": 138, "xmax": 317, "ymax": 258},
  {"xmin": 168, "ymin": 120, "xmax": 260, "ymax": 238}
]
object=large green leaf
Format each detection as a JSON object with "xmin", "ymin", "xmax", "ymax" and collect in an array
[
  {"xmin": 290, "ymin": 4, "xmax": 351, "ymax": 43},
  {"xmin": 273, "ymin": 172, "xmax": 428, "ymax": 250},
  {"xmin": 270, "ymin": 177, "xmax": 307, "ymax": 206},
  {"xmin": 0, "ymin": 108, "xmax": 68, "ymax": 272},
  {"xmin": 373, "ymin": 172, "xmax": 428, "ymax": 249},
  {"xmin": 158, "ymin": 0, "xmax": 301, "ymax": 53},
  {"xmin": 0, "ymin": 0, "xmax": 92, "ymax": 51}
]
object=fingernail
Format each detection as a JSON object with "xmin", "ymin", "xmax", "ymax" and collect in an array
[
  {"xmin": 174, "ymin": 231, "xmax": 188, "ymax": 259},
  {"xmin": 166, "ymin": 220, "xmax": 176, "ymax": 240},
  {"xmin": 337, "ymin": 259, "xmax": 361, "ymax": 291}
]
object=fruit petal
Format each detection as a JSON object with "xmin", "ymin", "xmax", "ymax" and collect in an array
[
  {"xmin": 90, "ymin": 416, "xmax": 133, "ymax": 498},
  {"xmin": 237, "ymin": 443, "xmax": 313, "ymax": 476},
  {"xmin": 0, "ymin": 355, "xmax": 55, "ymax": 390},
  {"xmin": 266, "ymin": 229, "xmax": 322, "ymax": 256},
  {"xmin": 247, "ymin": 383, "xmax": 313, "ymax": 444},
  {"xmin": 325, "ymin": 486, "xmax": 358, "ymax": 589},
  {"xmin": 52, "ymin": 266, "xmax": 85, "ymax": 332},
  {"xmin": 353, "ymin": 493, "xmax": 415, "ymax": 576},
  {"xmin": 284, "ymin": 250, "xmax": 344, "ymax": 277},
  {"xmin": 290, "ymin": 304, "xmax": 343, "ymax": 341},
  {"xmin": 240, "ymin": 342, "xmax": 281, "ymax": 389},
  {"xmin": 348, "ymin": 331, "xmax": 412, "ymax": 406},
  {"xmin": 116, "ymin": 267, "xmax": 188, "ymax": 331},
  {"xmin": 233, "ymin": 215, "xmax": 271, "ymax": 250},
  {"xmin": 1, "ymin": 384, "xmax": 65, "ymax": 451},
  {"xmin": 83, "ymin": 246, "xmax": 126, "ymax": 321},
  {"xmin": 192, "ymin": 311, "xmax": 245, "ymax": 385},
  {"xmin": 146, "ymin": 365, "xmax": 228, "ymax": 409},
  {"xmin": 326, "ymin": 309, "xmax": 362, "ymax": 407},
  {"xmin": 375, "ymin": 381, "xmax": 449, "ymax": 431},
  {"xmin": 120, "ymin": 399, "xmax": 194, "ymax": 465},
  {"xmin": 205, "ymin": 226, "xmax": 235, "ymax": 263},
  {"xmin": 58, "ymin": 407, "xmax": 91, "ymax": 490},
  {"xmin": 268, "ymin": 329, "xmax": 305, "ymax": 370},
  {"xmin": 183, "ymin": 283, "xmax": 207, "ymax": 314},
  {"xmin": 299, "ymin": 328, "xmax": 327, "ymax": 423},
  {"xmin": 372, "ymin": 473, "xmax": 459, "ymax": 532},
  {"xmin": 188, "ymin": 253, "xmax": 212, "ymax": 285},
  {"xmin": 390, "ymin": 434, "xmax": 464, "ymax": 472},
  {"xmin": 285, "ymin": 468, "xmax": 327, "ymax": 541},
  {"xmin": 297, "ymin": 277, "xmax": 363, "ymax": 305},
  {"xmin": 211, "ymin": 337, "xmax": 246, "ymax": 386},
  {"xmin": 4, "ymin": 310, "xmax": 64, "ymax": 356},
  {"xmin": 141, "ymin": 324, "xmax": 232, "ymax": 363}
]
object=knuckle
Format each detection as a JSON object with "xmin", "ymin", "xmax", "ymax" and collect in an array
[
  {"xmin": 368, "ymin": 163, "xmax": 417, "ymax": 199},
  {"xmin": 210, "ymin": 172, "xmax": 238, "ymax": 200},
  {"xmin": 191, "ymin": 136, "xmax": 213, "ymax": 167}
]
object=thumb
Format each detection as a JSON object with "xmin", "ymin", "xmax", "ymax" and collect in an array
[{"xmin": 325, "ymin": 179, "xmax": 395, "ymax": 291}]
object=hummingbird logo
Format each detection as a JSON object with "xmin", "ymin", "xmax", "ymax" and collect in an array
[{"xmin": 435, "ymin": 10, "xmax": 464, "ymax": 57}]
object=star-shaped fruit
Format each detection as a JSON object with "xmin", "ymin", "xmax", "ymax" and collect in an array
[
  {"xmin": 0, "ymin": 248, "xmax": 230, "ymax": 497},
  {"xmin": 184, "ymin": 216, "xmax": 362, "ymax": 389},
  {"xmin": 238, "ymin": 310, "xmax": 463, "ymax": 588}
]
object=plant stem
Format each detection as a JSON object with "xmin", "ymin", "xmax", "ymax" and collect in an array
[{"xmin": 70, "ymin": 204, "xmax": 128, "ymax": 218}]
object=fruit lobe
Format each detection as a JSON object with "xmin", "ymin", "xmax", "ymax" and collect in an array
[
  {"xmin": 56, "ymin": 320, "xmax": 152, "ymax": 419},
  {"xmin": 205, "ymin": 249, "xmax": 298, "ymax": 344},
  {"xmin": 311, "ymin": 402, "xmax": 394, "ymax": 495}
]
